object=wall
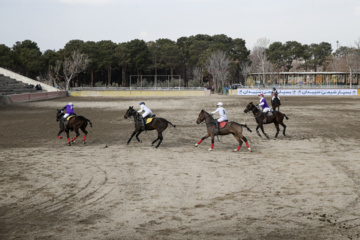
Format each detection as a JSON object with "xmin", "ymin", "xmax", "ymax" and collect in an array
[{"xmin": 1, "ymin": 91, "xmax": 67, "ymax": 104}]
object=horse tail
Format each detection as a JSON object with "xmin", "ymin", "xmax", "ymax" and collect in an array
[
  {"xmin": 240, "ymin": 124, "xmax": 252, "ymax": 132},
  {"xmin": 283, "ymin": 113, "xmax": 289, "ymax": 120},
  {"xmin": 86, "ymin": 118, "xmax": 93, "ymax": 127},
  {"xmin": 167, "ymin": 120, "xmax": 176, "ymax": 128}
]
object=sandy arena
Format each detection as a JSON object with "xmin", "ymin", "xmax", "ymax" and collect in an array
[{"xmin": 1, "ymin": 95, "xmax": 360, "ymax": 240}]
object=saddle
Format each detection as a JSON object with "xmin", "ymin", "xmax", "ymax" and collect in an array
[
  {"xmin": 144, "ymin": 115, "xmax": 156, "ymax": 124},
  {"xmin": 213, "ymin": 120, "xmax": 228, "ymax": 129},
  {"xmin": 66, "ymin": 115, "xmax": 76, "ymax": 121},
  {"xmin": 219, "ymin": 121, "xmax": 228, "ymax": 128}
]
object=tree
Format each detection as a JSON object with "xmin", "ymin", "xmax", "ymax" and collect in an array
[
  {"xmin": 47, "ymin": 60, "xmax": 62, "ymax": 87},
  {"xmin": 63, "ymin": 50, "xmax": 90, "ymax": 90},
  {"xmin": 115, "ymin": 42, "xmax": 130, "ymax": 87},
  {"xmin": 12, "ymin": 40, "xmax": 42, "ymax": 78},
  {"xmin": 309, "ymin": 42, "xmax": 332, "ymax": 71},
  {"xmin": 83, "ymin": 41, "xmax": 99, "ymax": 87},
  {"xmin": 160, "ymin": 41, "xmax": 182, "ymax": 81},
  {"xmin": 42, "ymin": 50, "xmax": 61, "ymax": 87},
  {"xmin": 228, "ymin": 38, "xmax": 250, "ymax": 84},
  {"xmin": 239, "ymin": 61, "xmax": 252, "ymax": 86},
  {"xmin": 97, "ymin": 40, "xmax": 117, "ymax": 86},
  {"xmin": 127, "ymin": 39, "xmax": 151, "ymax": 85},
  {"xmin": 0, "ymin": 44, "xmax": 14, "ymax": 69},
  {"xmin": 252, "ymin": 38, "xmax": 271, "ymax": 85},
  {"xmin": 205, "ymin": 51, "xmax": 230, "ymax": 93},
  {"xmin": 266, "ymin": 41, "xmax": 285, "ymax": 71}
]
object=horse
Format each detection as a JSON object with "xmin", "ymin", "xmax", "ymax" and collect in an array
[
  {"xmin": 243, "ymin": 102, "xmax": 288, "ymax": 139},
  {"xmin": 271, "ymin": 93, "xmax": 281, "ymax": 111},
  {"xmin": 56, "ymin": 109, "xmax": 92, "ymax": 145},
  {"xmin": 124, "ymin": 106, "xmax": 176, "ymax": 148},
  {"xmin": 195, "ymin": 109, "xmax": 252, "ymax": 152}
]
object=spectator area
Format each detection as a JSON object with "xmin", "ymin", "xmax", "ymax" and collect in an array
[{"xmin": 0, "ymin": 74, "xmax": 39, "ymax": 96}]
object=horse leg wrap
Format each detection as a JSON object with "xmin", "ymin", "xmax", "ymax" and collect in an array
[
  {"xmin": 245, "ymin": 142, "xmax": 250, "ymax": 148},
  {"xmin": 72, "ymin": 136, "xmax": 77, "ymax": 142},
  {"xmin": 58, "ymin": 135, "xmax": 62, "ymax": 139},
  {"xmin": 197, "ymin": 139, "xmax": 203, "ymax": 145},
  {"xmin": 67, "ymin": 138, "xmax": 71, "ymax": 143},
  {"xmin": 83, "ymin": 134, "xmax": 87, "ymax": 141},
  {"xmin": 211, "ymin": 143, "xmax": 214, "ymax": 149},
  {"xmin": 236, "ymin": 145, "xmax": 241, "ymax": 151}
]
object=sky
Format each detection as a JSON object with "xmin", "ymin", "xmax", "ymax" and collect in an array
[{"xmin": 1, "ymin": 0, "xmax": 359, "ymax": 52}]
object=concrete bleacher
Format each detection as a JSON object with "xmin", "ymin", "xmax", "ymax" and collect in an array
[
  {"xmin": 0, "ymin": 68, "xmax": 66, "ymax": 105},
  {"xmin": 0, "ymin": 74, "xmax": 39, "ymax": 95}
]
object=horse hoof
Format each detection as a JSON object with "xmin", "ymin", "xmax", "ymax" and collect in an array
[
  {"xmin": 83, "ymin": 142, "xmax": 86, "ymax": 144},
  {"xmin": 248, "ymin": 148, "xmax": 252, "ymax": 152},
  {"xmin": 233, "ymin": 149, "xmax": 238, "ymax": 152},
  {"xmin": 195, "ymin": 143, "xmax": 198, "ymax": 147},
  {"xmin": 208, "ymin": 148, "xmax": 213, "ymax": 151}
]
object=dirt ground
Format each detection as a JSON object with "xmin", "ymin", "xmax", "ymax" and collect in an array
[{"xmin": 1, "ymin": 95, "xmax": 360, "ymax": 240}]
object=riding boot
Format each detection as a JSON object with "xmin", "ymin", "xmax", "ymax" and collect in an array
[
  {"xmin": 263, "ymin": 113, "xmax": 267, "ymax": 123},
  {"xmin": 141, "ymin": 117, "xmax": 146, "ymax": 130},
  {"xmin": 62, "ymin": 118, "xmax": 68, "ymax": 129},
  {"xmin": 279, "ymin": 100, "xmax": 281, "ymax": 105}
]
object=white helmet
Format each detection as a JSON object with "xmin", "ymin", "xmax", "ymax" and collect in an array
[
  {"xmin": 217, "ymin": 102, "xmax": 223, "ymax": 107},
  {"xmin": 69, "ymin": 102, "xmax": 74, "ymax": 106}
]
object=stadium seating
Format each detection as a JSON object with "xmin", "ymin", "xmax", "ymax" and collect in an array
[{"xmin": 0, "ymin": 74, "xmax": 38, "ymax": 95}]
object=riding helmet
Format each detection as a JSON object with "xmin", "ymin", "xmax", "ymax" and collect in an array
[
  {"xmin": 69, "ymin": 102, "xmax": 74, "ymax": 106},
  {"xmin": 139, "ymin": 102, "xmax": 145, "ymax": 105},
  {"xmin": 258, "ymin": 94, "xmax": 264, "ymax": 97},
  {"xmin": 216, "ymin": 102, "xmax": 223, "ymax": 106},
  {"xmin": 273, "ymin": 86, "xmax": 276, "ymax": 89}
]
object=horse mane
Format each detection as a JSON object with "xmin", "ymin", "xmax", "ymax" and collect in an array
[
  {"xmin": 128, "ymin": 107, "xmax": 141, "ymax": 121},
  {"xmin": 202, "ymin": 109, "xmax": 214, "ymax": 120}
]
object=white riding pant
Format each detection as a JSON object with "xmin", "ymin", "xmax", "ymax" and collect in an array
[
  {"xmin": 63, "ymin": 113, "xmax": 70, "ymax": 119},
  {"xmin": 272, "ymin": 96, "xmax": 280, "ymax": 100},
  {"xmin": 263, "ymin": 107, "xmax": 271, "ymax": 113},
  {"xmin": 217, "ymin": 116, "xmax": 227, "ymax": 122}
]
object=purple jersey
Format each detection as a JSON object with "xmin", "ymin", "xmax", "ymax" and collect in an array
[
  {"xmin": 259, "ymin": 98, "xmax": 269, "ymax": 109},
  {"xmin": 65, "ymin": 105, "xmax": 75, "ymax": 115}
]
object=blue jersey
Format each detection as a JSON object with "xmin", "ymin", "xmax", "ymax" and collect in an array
[
  {"xmin": 64, "ymin": 105, "xmax": 75, "ymax": 115},
  {"xmin": 259, "ymin": 98, "xmax": 269, "ymax": 109}
]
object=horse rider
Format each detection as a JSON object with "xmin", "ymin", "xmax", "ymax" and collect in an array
[
  {"xmin": 138, "ymin": 102, "xmax": 153, "ymax": 130},
  {"xmin": 211, "ymin": 102, "xmax": 228, "ymax": 134},
  {"xmin": 271, "ymin": 86, "xmax": 281, "ymax": 105},
  {"xmin": 61, "ymin": 102, "xmax": 75, "ymax": 126},
  {"xmin": 258, "ymin": 94, "xmax": 271, "ymax": 123}
]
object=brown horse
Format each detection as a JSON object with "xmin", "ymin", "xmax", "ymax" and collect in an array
[
  {"xmin": 244, "ymin": 102, "xmax": 288, "ymax": 139},
  {"xmin": 271, "ymin": 93, "xmax": 281, "ymax": 111},
  {"xmin": 56, "ymin": 109, "xmax": 92, "ymax": 145},
  {"xmin": 124, "ymin": 106, "xmax": 176, "ymax": 148},
  {"xmin": 195, "ymin": 109, "xmax": 252, "ymax": 152}
]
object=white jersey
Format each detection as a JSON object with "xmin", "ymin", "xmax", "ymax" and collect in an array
[
  {"xmin": 138, "ymin": 104, "xmax": 153, "ymax": 118},
  {"xmin": 211, "ymin": 107, "xmax": 228, "ymax": 122}
]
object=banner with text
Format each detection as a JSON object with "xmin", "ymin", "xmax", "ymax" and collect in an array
[{"xmin": 237, "ymin": 89, "xmax": 357, "ymax": 96}]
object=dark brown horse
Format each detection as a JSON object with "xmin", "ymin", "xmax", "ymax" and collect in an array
[
  {"xmin": 124, "ymin": 106, "xmax": 176, "ymax": 148},
  {"xmin": 195, "ymin": 109, "xmax": 252, "ymax": 152},
  {"xmin": 244, "ymin": 102, "xmax": 288, "ymax": 139},
  {"xmin": 271, "ymin": 93, "xmax": 281, "ymax": 111},
  {"xmin": 56, "ymin": 109, "xmax": 92, "ymax": 145}
]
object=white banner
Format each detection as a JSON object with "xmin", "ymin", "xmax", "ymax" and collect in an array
[{"xmin": 237, "ymin": 89, "xmax": 357, "ymax": 96}]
